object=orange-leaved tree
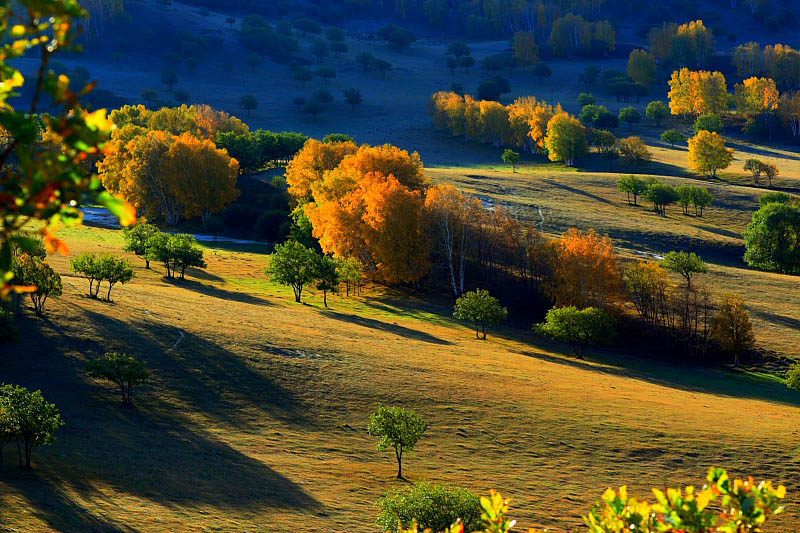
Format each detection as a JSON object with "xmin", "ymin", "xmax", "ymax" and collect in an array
[
  {"xmin": 285, "ymin": 138, "xmax": 359, "ymax": 202},
  {"xmin": 164, "ymin": 133, "xmax": 241, "ymax": 225},
  {"xmin": 548, "ymin": 228, "xmax": 624, "ymax": 311}
]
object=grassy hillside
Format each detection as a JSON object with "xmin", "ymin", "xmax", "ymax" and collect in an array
[{"xmin": 1, "ymin": 223, "xmax": 800, "ymax": 532}]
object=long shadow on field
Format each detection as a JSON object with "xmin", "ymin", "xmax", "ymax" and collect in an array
[
  {"xmin": 163, "ymin": 278, "xmax": 275, "ymax": 307},
  {"xmin": 542, "ymin": 179, "xmax": 615, "ymax": 205},
  {"xmin": 0, "ymin": 311, "xmax": 320, "ymax": 530},
  {"xmin": 516, "ymin": 346, "xmax": 800, "ymax": 408},
  {"xmin": 322, "ymin": 310, "xmax": 452, "ymax": 345},
  {"xmin": 727, "ymin": 141, "xmax": 800, "ymax": 161},
  {"xmin": 751, "ymin": 308, "xmax": 800, "ymax": 331}
]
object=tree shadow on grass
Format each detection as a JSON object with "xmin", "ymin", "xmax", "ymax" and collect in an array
[
  {"xmin": 514, "ymin": 344, "xmax": 800, "ymax": 408},
  {"xmin": 322, "ymin": 310, "xmax": 453, "ymax": 345},
  {"xmin": 542, "ymin": 179, "xmax": 616, "ymax": 206},
  {"xmin": 0, "ymin": 312, "xmax": 321, "ymax": 531},
  {"xmin": 162, "ymin": 278, "xmax": 275, "ymax": 307},
  {"xmin": 750, "ymin": 308, "xmax": 800, "ymax": 331}
]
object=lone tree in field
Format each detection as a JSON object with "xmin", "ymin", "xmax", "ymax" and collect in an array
[
  {"xmin": 662, "ymin": 251, "xmax": 707, "ymax": 289},
  {"xmin": 266, "ymin": 241, "xmax": 317, "ymax": 303},
  {"xmin": 95, "ymin": 255, "xmax": 135, "ymax": 301},
  {"xmin": 502, "ymin": 149, "xmax": 520, "ymax": 172},
  {"xmin": 743, "ymin": 201, "xmax": 800, "ymax": 274},
  {"xmin": 123, "ymin": 223, "xmax": 159, "ymax": 268},
  {"xmin": 239, "ymin": 94, "xmax": 259, "ymax": 115},
  {"xmin": 314, "ymin": 254, "xmax": 340, "ymax": 308},
  {"xmin": 315, "ymin": 66, "xmax": 336, "ymax": 85},
  {"xmin": 617, "ymin": 174, "xmax": 648, "ymax": 205},
  {"xmin": 688, "ymin": 131, "xmax": 734, "ymax": 177},
  {"xmin": 86, "ymin": 352, "xmax": 150, "ymax": 405},
  {"xmin": 367, "ymin": 405, "xmax": 426, "ymax": 479},
  {"xmin": 661, "ymin": 129, "xmax": 686, "ymax": 148},
  {"xmin": 534, "ymin": 306, "xmax": 616, "ymax": 359},
  {"xmin": 12, "ymin": 255, "xmax": 62, "ymax": 317},
  {"xmin": 617, "ymin": 136, "xmax": 651, "ymax": 167},
  {"xmin": 744, "ymin": 159, "xmax": 779, "ymax": 187},
  {"xmin": 645, "ymin": 100, "xmax": 668, "ymax": 126},
  {"xmin": 618, "ymin": 106, "xmax": 641, "ymax": 131},
  {"xmin": 342, "ymin": 88, "xmax": 362, "ymax": 111},
  {"xmin": 713, "ymin": 293, "xmax": 755, "ymax": 366},
  {"xmin": 0, "ymin": 384, "xmax": 64, "ymax": 468},
  {"xmin": 453, "ymin": 289, "xmax": 508, "ymax": 340}
]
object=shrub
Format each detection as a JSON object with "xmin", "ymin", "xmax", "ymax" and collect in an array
[
  {"xmin": 86, "ymin": 352, "xmax": 150, "ymax": 405},
  {"xmin": 368, "ymin": 405, "xmax": 427, "ymax": 480},
  {"xmin": 759, "ymin": 192, "xmax": 793, "ymax": 207},
  {"xmin": 376, "ymin": 483, "xmax": 481, "ymax": 532},
  {"xmin": 453, "ymin": 289, "xmax": 507, "ymax": 339},
  {"xmin": 0, "ymin": 384, "xmax": 64, "ymax": 468},
  {"xmin": 534, "ymin": 306, "xmax": 616, "ymax": 359},
  {"xmin": 786, "ymin": 364, "xmax": 800, "ymax": 391}
]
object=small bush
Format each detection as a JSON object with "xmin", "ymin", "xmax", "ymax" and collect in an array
[
  {"xmin": 375, "ymin": 483, "xmax": 481, "ymax": 533},
  {"xmin": 786, "ymin": 364, "xmax": 800, "ymax": 391}
]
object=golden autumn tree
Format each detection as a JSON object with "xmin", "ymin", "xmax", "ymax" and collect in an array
[
  {"xmin": 194, "ymin": 104, "xmax": 250, "ymax": 139},
  {"xmin": 479, "ymin": 100, "xmax": 510, "ymax": 147},
  {"xmin": 544, "ymin": 112, "xmax": 587, "ymax": 166},
  {"xmin": 285, "ymin": 138, "xmax": 359, "ymax": 202},
  {"xmin": 332, "ymin": 144, "xmax": 426, "ymax": 191},
  {"xmin": 547, "ymin": 228, "xmax": 624, "ymax": 311},
  {"xmin": 626, "ymin": 49, "xmax": 657, "ymax": 86},
  {"xmin": 164, "ymin": 133, "xmax": 241, "ymax": 225},
  {"xmin": 98, "ymin": 130, "xmax": 183, "ymax": 224},
  {"xmin": 668, "ymin": 68, "xmax": 727, "ymax": 117},
  {"xmin": 734, "ymin": 77, "xmax": 780, "ymax": 114},
  {"xmin": 688, "ymin": 130, "xmax": 734, "ymax": 177}
]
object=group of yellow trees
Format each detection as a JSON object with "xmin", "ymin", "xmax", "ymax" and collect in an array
[
  {"xmin": 98, "ymin": 104, "xmax": 245, "ymax": 225},
  {"xmin": 429, "ymin": 92, "xmax": 590, "ymax": 166}
]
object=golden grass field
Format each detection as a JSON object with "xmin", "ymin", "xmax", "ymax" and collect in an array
[{"xmin": 1, "ymin": 207, "xmax": 800, "ymax": 531}]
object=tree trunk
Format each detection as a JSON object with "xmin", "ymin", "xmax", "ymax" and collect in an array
[
  {"xmin": 107, "ymin": 283, "xmax": 113, "ymax": 301},
  {"xmin": 395, "ymin": 447, "xmax": 403, "ymax": 479},
  {"xmin": 323, "ymin": 290, "xmax": 328, "ymax": 308},
  {"xmin": 145, "ymin": 259, "xmax": 150, "ymax": 269}
]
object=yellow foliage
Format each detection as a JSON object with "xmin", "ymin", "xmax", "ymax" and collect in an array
[
  {"xmin": 285, "ymin": 138, "xmax": 359, "ymax": 201},
  {"xmin": 688, "ymin": 130, "xmax": 734, "ymax": 177},
  {"xmin": 668, "ymin": 68, "xmax": 727, "ymax": 116},
  {"xmin": 734, "ymin": 77, "xmax": 779, "ymax": 113}
]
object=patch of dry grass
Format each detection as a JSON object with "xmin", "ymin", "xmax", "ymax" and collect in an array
[{"xmin": 1, "ymin": 224, "xmax": 799, "ymax": 531}]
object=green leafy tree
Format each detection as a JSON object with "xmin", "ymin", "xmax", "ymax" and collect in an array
[
  {"xmin": 501, "ymin": 149, "xmax": 520, "ymax": 172},
  {"xmin": 147, "ymin": 234, "xmax": 206, "ymax": 279},
  {"xmin": 689, "ymin": 186, "xmax": 713, "ymax": 216},
  {"xmin": 743, "ymin": 201, "xmax": 800, "ymax": 274},
  {"xmin": 95, "ymin": 255, "xmax": 135, "ymax": 301},
  {"xmin": 662, "ymin": 251, "xmax": 707, "ymax": 289},
  {"xmin": 545, "ymin": 112, "xmax": 587, "ymax": 166},
  {"xmin": 12, "ymin": 255, "xmax": 62, "ymax": 317},
  {"xmin": 694, "ymin": 113, "xmax": 724, "ymax": 134},
  {"xmin": 377, "ymin": 24, "xmax": 417, "ymax": 50},
  {"xmin": 337, "ymin": 257, "xmax": 364, "ymax": 297},
  {"xmin": 453, "ymin": 289, "xmax": 508, "ymax": 339},
  {"xmin": 534, "ymin": 306, "xmax": 616, "ymax": 359},
  {"xmin": 293, "ymin": 67, "xmax": 313, "ymax": 85},
  {"xmin": 314, "ymin": 254, "xmax": 340, "ymax": 308},
  {"xmin": 644, "ymin": 181, "xmax": 679, "ymax": 215},
  {"xmin": 577, "ymin": 92, "xmax": 596, "ymax": 106},
  {"xmin": 123, "ymin": 223, "xmax": 160, "ymax": 268},
  {"xmin": 759, "ymin": 192, "xmax": 793, "ymax": 207},
  {"xmin": 367, "ymin": 405, "xmax": 427, "ymax": 479},
  {"xmin": 445, "ymin": 41, "xmax": 471, "ymax": 58},
  {"xmin": 645, "ymin": 100, "xmax": 668, "ymax": 126},
  {"xmin": 661, "ymin": 129, "xmax": 687, "ymax": 148},
  {"xmin": 266, "ymin": 241, "xmax": 317, "ymax": 303},
  {"xmin": 86, "ymin": 352, "xmax": 149, "ymax": 405},
  {"xmin": 356, "ymin": 51, "xmax": 375, "ymax": 72},
  {"xmin": 617, "ymin": 175, "xmax": 648, "ymax": 206},
  {"xmin": 676, "ymin": 185, "xmax": 693, "ymax": 215},
  {"xmin": 786, "ymin": 364, "xmax": 800, "ymax": 391},
  {"xmin": 618, "ymin": 106, "xmax": 641, "ymax": 131},
  {"xmin": 71, "ymin": 253, "xmax": 101, "ymax": 298},
  {"xmin": 0, "ymin": 384, "xmax": 64, "ymax": 468},
  {"xmin": 315, "ymin": 66, "xmax": 336, "ymax": 85},
  {"xmin": 239, "ymin": 94, "xmax": 259, "ymax": 115},
  {"xmin": 342, "ymin": 88, "xmax": 363, "ymax": 111},
  {"xmin": 376, "ymin": 483, "xmax": 481, "ymax": 532}
]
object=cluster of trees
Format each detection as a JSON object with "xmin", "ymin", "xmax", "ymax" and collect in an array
[
  {"xmin": 744, "ymin": 193, "xmax": 800, "ymax": 274},
  {"xmin": 648, "ymin": 20, "xmax": 715, "ymax": 68},
  {"xmin": 0, "ymin": 384, "xmax": 64, "ymax": 469},
  {"xmin": 548, "ymin": 14, "xmax": 615, "ymax": 58},
  {"xmin": 99, "ymin": 105, "xmax": 243, "ymax": 226},
  {"xmin": 121, "ymin": 224, "xmax": 206, "ymax": 280},
  {"xmin": 71, "ymin": 253, "xmax": 134, "ymax": 301},
  {"xmin": 431, "ymin": 91, "xmax": 661, "ymax": 168},
  {"xmin": 733, "ymin": 43, "xmax": 800, "ymax": 90},
  {"xmin": 617, "ymin": 175, "xmax": 713, "ymax": 216},
  {"xmin": 266, "ymin": 240, "xmax": 363, "ymax": 306},
  {"xmin": 215, "ymin": 129, "xmax": 308, "ymax": 174}
]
